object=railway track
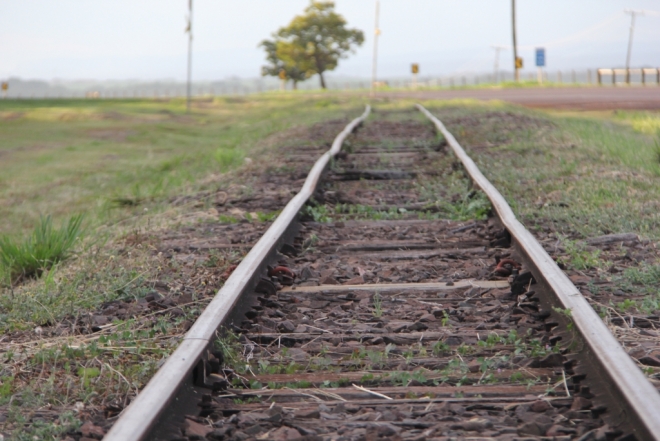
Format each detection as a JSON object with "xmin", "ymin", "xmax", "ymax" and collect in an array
[{"xmin": 105, "ymin": 106, "xmax": 660, "ymax": 441}]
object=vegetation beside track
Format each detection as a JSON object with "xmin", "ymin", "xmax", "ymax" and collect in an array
[
  {"xmin": 0, "ymin": 96, "xmax": 367, "ymax": 238},
  {"xmin": 426, "ymin": 101, "xmax": 660, "ymax": 238},
  {"xmin": 427, "ymin": 101, "xmax": 660, "ymax": 384}
]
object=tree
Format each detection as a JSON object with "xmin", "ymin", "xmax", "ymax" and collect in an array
[
  {"xmin": 259, "ymin": 39, "xmax": 307, "ymax": 89},
  {"xmin": 260, "ymin": 1, "xmax": 364, "ymax": 89}
]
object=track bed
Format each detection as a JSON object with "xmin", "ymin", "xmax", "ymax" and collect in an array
[{"xmin": 171, "ymin": 113, "xmax": 625, "ymax": 440}]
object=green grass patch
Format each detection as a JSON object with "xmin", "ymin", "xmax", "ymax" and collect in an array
[
  {"xmin": 427, "ymin": 102, "xmax": 660, "ymax": 239},
  {"xmin": 0, "ymin": 96, "xmax": 367, "ymax": 237},
  {"xmin": 0, "ymin": 214, "xmax": 83, "ymax": 285}
]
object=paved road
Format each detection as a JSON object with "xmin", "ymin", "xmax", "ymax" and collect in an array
[{"xmin": 377, "ymin": 86, "xmax": 660, "ymax": 110}]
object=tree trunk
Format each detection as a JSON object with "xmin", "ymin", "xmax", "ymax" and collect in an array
[
  {"xmin": 319, "ymin": 72, "xmax": 326, "ymax": 89},
  {"xmin": 293, "ymin": 81, "xmax": 298, "ymax": 90}
]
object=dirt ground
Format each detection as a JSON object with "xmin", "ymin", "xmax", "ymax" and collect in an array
[{"xmin": 376, "ymin": 86, "xmax": 660, "ymax": 110}]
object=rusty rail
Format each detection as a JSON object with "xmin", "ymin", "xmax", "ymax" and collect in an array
[
  {"xmin": 103, "ymin": 106, "xmax": 371, "ymax": 441},
  {"xmin": 417, "ymin": 103, "xmax": 660, "ymax": 441}
]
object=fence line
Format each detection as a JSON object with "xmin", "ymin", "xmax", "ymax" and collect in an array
[{"xmin": 2, "ymin": 68, "xmax": 659, "ymax": 99}]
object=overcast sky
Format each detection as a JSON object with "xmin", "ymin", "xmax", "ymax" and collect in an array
[{"xmin": 1, "ymin": 1, "xmax": 659, "ymax": 82}]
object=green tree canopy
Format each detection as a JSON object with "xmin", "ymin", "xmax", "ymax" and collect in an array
[
  {"xmin": 259, "ymin": 39, "xmax": 307, "ymax": 89},
  {"xmin": 260, "ymin": 1, "xmax": 364, "ymax": 89}
]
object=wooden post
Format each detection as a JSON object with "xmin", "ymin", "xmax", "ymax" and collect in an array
[
  {"xmin": 512, "ymin": 0, "xmax": 519, "ymax": 81},
  {"xmin": 612, "ymin": 69, "xmax": 616, "ymax": 85},
  {"xmin": 186, "ymin": 0, "xmax": 193, "ymax": 112},
  {"xmin": 642, "ymin": 70, "xmax": 646, "ymax": 85}
]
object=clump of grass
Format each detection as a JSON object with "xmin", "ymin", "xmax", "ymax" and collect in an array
[
  {"xmin": 623, "ymin": 264, "xmax": 660, "ymax": 285},
  {"xmin": 0, "ymin": 214, "xmax": 84, "ymax": 285},
  {"xmin": 439, "ymin": 191, "xmax": 491, "ymax": 221},
  {"xmin": 302, "ymin": 202, "xmax": 332, "ymax": 223},
  {"xmin": 557, "ymin": 238, "xmax": 605, "ymax": 271},
  {"xmin": 215, "ymin": 148, "xmax": 244, "ymax": 170},
  {"xmin": 372, "ymin": 292, "xmax": 383, "ymax": 318}
]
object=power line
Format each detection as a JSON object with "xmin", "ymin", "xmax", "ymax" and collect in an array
[{"xmin": 502, "ymin": 11, "xmax": 622, "ymax": 52}]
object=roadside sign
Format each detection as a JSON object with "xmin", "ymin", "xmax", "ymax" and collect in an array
[
  {"xmin": 1, "ymin": 83, "xmax": 7, "ymax": 91},
  {"xmin": 535, "ymin": 48, "xmax": 545, "ymax": 67},
  {"xmin": 515, "ymin": 57, "xmax": 523, "ymax": 69},
  {"xmin": 411, "ymin": 63, "xmax": 419, "ymax": 74}
]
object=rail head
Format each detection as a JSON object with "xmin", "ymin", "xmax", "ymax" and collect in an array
[
  {"xmin": 417, "ymin": 103, "xmax": 660, "ymax": 441},
  {"xmin": 103, "ymin": 105, "xmax": 371, "ymax": 441}
]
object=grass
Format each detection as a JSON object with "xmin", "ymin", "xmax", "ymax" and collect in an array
[
  {"xmin": 427, "ymin": 101, "xmax": 660, "ymax": 239},
  {"xmin": 556, "ymin": 237, "xmax": 607, "ymax": 271},
  {"xmin": 0, "ymin": 214, "xmax": 83, "ymax": 286},
  {"xmin": 0, "ymin": 96, "xmax": 366, "ymax": 237},
  {"xmin": 372, "ymin": 292, "xmax": 383, "ymax": 318}
]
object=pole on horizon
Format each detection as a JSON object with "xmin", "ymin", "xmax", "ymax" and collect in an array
[
  {"xmin": 624, "ymin": 9, "xmax": 644, "ymax": 84},
  {"xmin": 186, "ymin": 0, "xmax": 193, "ymax": 112},
  {"xmin": 411, "ymin": 64, "xmax": 419, "ymax": 90},
  {"xmin": 491, "ymin": 45, "xmax": 506, "ymax": 84},
  {"xmin": 370, "ymin": 0, "xmax": 380, "ymax": 97},
  {"xmin": 511, "ymin": 0, "xmax": 520, "ymax": 82}
]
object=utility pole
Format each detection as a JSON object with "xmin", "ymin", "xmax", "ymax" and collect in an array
[
  {"xmin": 511, "ymin": 0, "xmax": 519, "ymax": 82},
  {"xmin": 625, "ymin": 9, "xmax": 644, "ymax": 84},
  {"xmin": 186, "ymin": 0, "xmax": 193, "ymax": 112},
  {"xmin": 491, "ymin": 45, "xmax": 506, "ymax": 83},
  {"xmin": 370, "ymin": 0, "xmax": 380, "ymax": 97}
]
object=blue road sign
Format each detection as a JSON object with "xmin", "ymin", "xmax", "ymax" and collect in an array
[{"xmin": 535, "ymin": 48, "xmax": 546, "ymax": 67}]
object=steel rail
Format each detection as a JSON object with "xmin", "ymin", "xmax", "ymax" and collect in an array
[
  {"xmin": 104, "ymin": 106, "xmax": 371, "ymax": 441},
  {"xmin": 417, "ymin": 104, "xmax": 660, "ymax": 440}
]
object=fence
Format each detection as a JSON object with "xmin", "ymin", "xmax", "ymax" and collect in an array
[
  {"xmin": 3, "ymin": 68, "xmax": 659, "ymax": 99},
  {"xmin": 596, "ymin": 68, "xmax": 660, "ymax": 86}
]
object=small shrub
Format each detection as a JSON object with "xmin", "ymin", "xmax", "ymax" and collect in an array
[{"xmin": 0, "ymin": 214, "xmax": 84, "ymax": 285}]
